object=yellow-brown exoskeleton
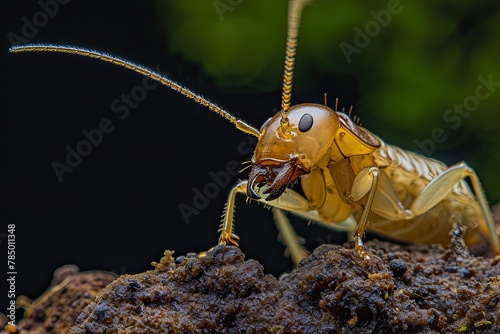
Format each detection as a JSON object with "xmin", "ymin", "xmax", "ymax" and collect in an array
[{"xmin": 10, "ymin": 0, "xmax": 500, "ymax": 264}]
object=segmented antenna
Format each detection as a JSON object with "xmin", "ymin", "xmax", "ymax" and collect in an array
[
  {"xmin": 9, "ymin": 44, "xmax": 260, "ymax": 138},
  {"xmin": 280, "ymin": 0, "xmax": 312, "ymax": 133}
]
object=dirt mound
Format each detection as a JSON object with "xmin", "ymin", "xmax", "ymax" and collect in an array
[{"xmin": 62, "ymin": 240, "xmax": 499, "ymax": 333}]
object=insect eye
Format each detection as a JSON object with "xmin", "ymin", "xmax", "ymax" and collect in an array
[{"xmin": 298, "ymin": 113, "xmax": 313, "ymax": 132}]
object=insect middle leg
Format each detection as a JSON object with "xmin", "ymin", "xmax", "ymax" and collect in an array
[
  {"xmin": 348, "ymin": 166, "xmax": 381, "ymax": 259},
  {"xmin": 272, "ymin": 208, "xmax": 309, "ymax": 266},
  {"xmin": 272, "ymin": 208, "xmax": 357, "ymax": 265}
]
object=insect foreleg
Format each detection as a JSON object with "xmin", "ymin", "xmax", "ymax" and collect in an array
[
  {"xmin": 219, "ymin": 181, "xmax": 246, "ymax": 247},
  {"xmin": 219, "ymin": 180, "xmax": 319, "ymax": 262},
  {"xmin": 219, "ymin": 180, "xmax": 314, "ymax": 247},
  {"xmin": 219, "ymin": 181, "xmax": 312, "ymax": 264},
  {"xmin": 219, "ymin": 180, "xmax": 358, "ymax": 264}
]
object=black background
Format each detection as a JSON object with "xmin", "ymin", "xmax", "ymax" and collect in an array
[{"xmin": 1, "ymin": 0, "xmax": 359, "ymax": 318}]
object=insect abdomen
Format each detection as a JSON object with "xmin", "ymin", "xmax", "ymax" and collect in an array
[{"xmin": 367, "ymin": 142, "xmax": 485, "ymax": 247}]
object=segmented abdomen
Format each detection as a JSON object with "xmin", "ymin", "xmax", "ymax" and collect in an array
[{"xmin": 373, "ymin": 142, "xmax": 474, "ymax": 199}]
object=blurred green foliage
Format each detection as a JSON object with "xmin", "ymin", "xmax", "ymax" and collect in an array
[{"xmin": 157, "ymin": 0, "xmax": 500, "ymax": 201}]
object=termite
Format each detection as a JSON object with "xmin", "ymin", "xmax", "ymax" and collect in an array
[{"xmin": 10, "ymin": 0, "xmax": 500, "ymax": 265}]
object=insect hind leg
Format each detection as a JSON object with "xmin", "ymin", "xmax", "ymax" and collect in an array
[{"xmin": 408, "ymin": 162, "xmax": 500, "ymax": 254}]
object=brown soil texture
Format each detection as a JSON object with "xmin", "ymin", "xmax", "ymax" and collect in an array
[
  {"xmin": 1, "ymin": 265, "xmax": 116, "ymax": 334},
  {"xmin": 63, "ymin": 240, "xmax": 500, "ymax": 334}
]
